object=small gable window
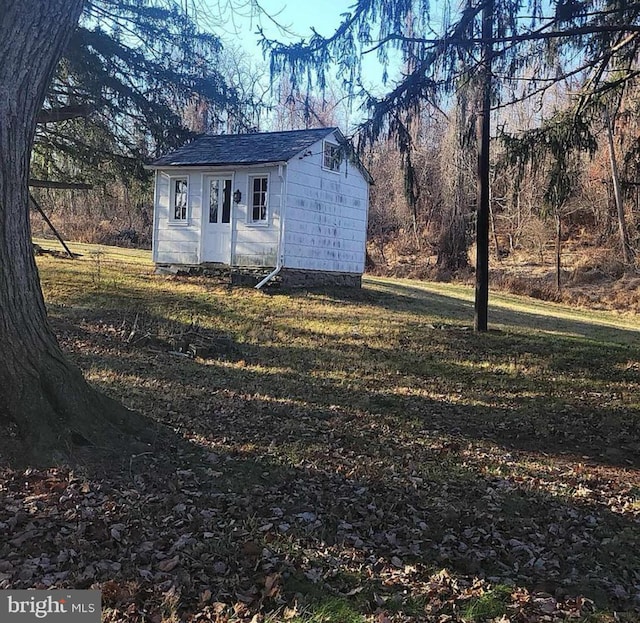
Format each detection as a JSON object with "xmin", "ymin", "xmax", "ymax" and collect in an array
[
  {"xmin": 171, "ymin": 177, "xmax": 189, "ymax": 221},
  {"xmin": 250, "ymin": 175, "xmax": 268, "ymax": 224},
  {"xmin": 323, "ymin": 141, "xmax": 341, "ymax": 172}
]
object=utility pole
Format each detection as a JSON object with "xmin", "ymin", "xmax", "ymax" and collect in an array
[{"xmin": 475, "ymin": 0, "xmax": 493, "ymax": 332}]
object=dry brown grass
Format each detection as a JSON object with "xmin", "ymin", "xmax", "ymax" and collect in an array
[
  {"xmin": 368, "ymin": 237, "xmax": 640, "ymax": 314},
  {"xmin": 492, "ymin": 244, "xmax": 640, "ymax": 313}
]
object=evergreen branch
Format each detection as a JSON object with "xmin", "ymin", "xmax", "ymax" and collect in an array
[{"xmin": 365, "ymin": 24, "xmax": 640, "ymax": 49}]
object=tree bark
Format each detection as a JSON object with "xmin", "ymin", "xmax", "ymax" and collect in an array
[{"xmin": 0, "ymin": 0, "xmax": 145, "ymax": 465}]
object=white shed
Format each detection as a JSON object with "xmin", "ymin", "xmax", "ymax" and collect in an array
[{"xmin": 147, "ymin": 127, "xmax": 372, "ymax": 287}]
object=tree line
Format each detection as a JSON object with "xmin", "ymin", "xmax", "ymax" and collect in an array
[{"xmin": 366, "ymin": 81, "xmax": 640, "ymax": 290}]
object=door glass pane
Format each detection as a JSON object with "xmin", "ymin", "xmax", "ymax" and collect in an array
[
  {"xmin": 222, "ymin": 179, "xmax": 231, "ymax": 224},
  {"xmin": 174, "ymin": 179, "xmax": 187, "ymax": 220},
  {"xmin": 209, "ymin": 179, "xmax": 219, "ymax": 223}
]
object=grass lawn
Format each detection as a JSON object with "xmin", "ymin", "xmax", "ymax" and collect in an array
[{"xmin": 2, "ymin": 239, "xmax": 639, "ymax": 622}]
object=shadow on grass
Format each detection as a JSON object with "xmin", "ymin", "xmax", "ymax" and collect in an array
[
  {"xmin": 11, "ymin": 270, "xmax": 636, "ymax": 619},
  {"xmin": 339, "ymin": 278, "xmax": 640, "ymax": 343},
  {"xmin": 11, "ymin": 312, "xmax": 640, "ymax": 617},
  {"xmin": 52, "ymin": 294, "xmax": 640, "ymax": 470}
]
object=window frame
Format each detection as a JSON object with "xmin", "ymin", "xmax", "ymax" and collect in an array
[
  {"xmin": 168, "ymin": 175, "xmax": 190, "ymax": 225},
  {"xmin": 322, "ymin": 141, "xmax": 342, "ymax": 173},
  {"xmin": 247, "ymin": 174, "xmax": 269, "ymax": 226}
]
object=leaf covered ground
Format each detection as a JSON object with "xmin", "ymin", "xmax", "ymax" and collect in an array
[{"xmin": 1, "ymin": 241, "xmax": 639, "ymax": 622}]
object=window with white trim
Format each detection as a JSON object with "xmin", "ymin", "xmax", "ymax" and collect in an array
[
  {"xmin": 171, "ymin": 177, "xmax": 189, "ymax": 221},
  {"xmin": 249, "ymin": 175, "xmax": 268, "ymax": 223},
  {"xmin": 323, "ymin": 141, "xmax": 341, "ymax": 172}
]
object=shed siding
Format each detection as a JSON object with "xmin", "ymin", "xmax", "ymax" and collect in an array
[
  {"xmin": 153, "ymin": 169, "xmax": 203, "ymax": 265},
  {"xmin": 231, "ymin": 167, "xmax": 282, "ymax": 267},
  {"xmin": 283, "ymin": 134, "xmax": 369, "ymax": 274},
  {"xmin": 153, "ymin": 167, "xmax": 283, "ymax": 267}
]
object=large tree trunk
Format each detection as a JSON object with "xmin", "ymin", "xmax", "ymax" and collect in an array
[
  {"xmin": 0, "ymin": 0, "xmax": 145, "ymax": 465},
  {"xmin": 437, "ymin": 203, "xmax": 469, "ymax": 271}
]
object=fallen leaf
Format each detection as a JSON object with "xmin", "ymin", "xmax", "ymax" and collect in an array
[{"xmin": 157, "ymin": 556, "xmax": 180, "ymax": 572}]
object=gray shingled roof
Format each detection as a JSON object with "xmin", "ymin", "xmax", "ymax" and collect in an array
[{"xmin": 148, "ymin": 127, "xmax": 339, "ymax": 168}]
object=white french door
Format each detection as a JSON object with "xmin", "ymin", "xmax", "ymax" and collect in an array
[{"xmin": 202, "ymin": 176, "xmax": 232, "ymax": 263}]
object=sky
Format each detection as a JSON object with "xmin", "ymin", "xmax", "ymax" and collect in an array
[
  {"xmin": 251, "ymin": 0, "xmax": 355, "ymax": 40},
  {"xmin": 213, "ymin": 0, "xmax": 358, "ymax": 50},
  {"xmin": 209, "ymin": 0, "xmax": 399, "ymax": 128},
  {"xmin": 208, "ymin": 0, "xmax": 397, "ymax": 84}
]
